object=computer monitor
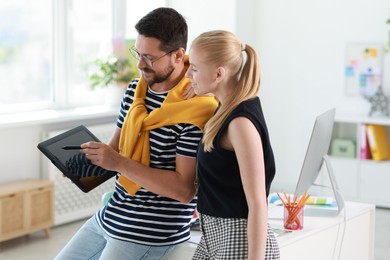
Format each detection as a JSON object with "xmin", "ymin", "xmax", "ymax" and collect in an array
[{"xmin": 294, "ymin": 108, "xmax": 344, "ymax": 216}]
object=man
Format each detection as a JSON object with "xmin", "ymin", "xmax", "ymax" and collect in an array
[{"xmin": 55, "ymin": 7, "xmax": 217, "ymax": 260}]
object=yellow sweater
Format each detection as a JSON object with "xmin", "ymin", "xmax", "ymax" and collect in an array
[{"xmin": 118, "ymin": 62, "xmax": 218, "ymax": 195}]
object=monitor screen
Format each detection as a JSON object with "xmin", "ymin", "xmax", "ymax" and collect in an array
[{"xmin": 295, "ymin": 108, "xmax": 336, "ymax": 196}]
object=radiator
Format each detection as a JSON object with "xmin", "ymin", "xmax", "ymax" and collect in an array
[{"xmin": 40, "ymin": 123, "xmax": 117, "ymax": 226}]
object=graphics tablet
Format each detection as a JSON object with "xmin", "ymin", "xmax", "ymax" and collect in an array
[{"xmin": 37, "ymin": 125, "xmax": 117, "ymax": 193}]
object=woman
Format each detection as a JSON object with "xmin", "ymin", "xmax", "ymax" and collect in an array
[{"xmin": 186, "ymin": 30, "xmax": 280, "ymax": 259}]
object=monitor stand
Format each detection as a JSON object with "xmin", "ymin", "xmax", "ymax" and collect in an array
[{"xmin": 303, "ymin": 155, "xmax": 345, "ymax": 217}]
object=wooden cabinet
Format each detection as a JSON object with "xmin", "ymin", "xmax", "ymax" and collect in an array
[
  {"xmin": 0, "ymin": 179, "xmax": 54, "ymax": 242},
  {"xmin": 330, "ymin": 112, "xmax": 390, "ymax": 207}
]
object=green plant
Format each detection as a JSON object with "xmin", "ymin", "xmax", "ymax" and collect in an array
[
  {"xmin": 87, "ymin": 55, "xmax": 138, "ymax": 90},
  {"xmin": 387, "ymin": 18, "xmax": 390, "ymax": 52},
  {"xmin": 87, "ymin": 37, "xmax": 138, "ymax": 90}
]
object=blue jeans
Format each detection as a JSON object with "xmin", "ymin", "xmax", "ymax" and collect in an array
[{"xmin": 55, "ymin": 216, "xmax": 174, "ymax": 260}]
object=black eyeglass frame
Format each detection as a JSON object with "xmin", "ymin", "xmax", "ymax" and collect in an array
[{"xmin": 129, "ymin": 46, "xmax": 176, "ymax": 67}]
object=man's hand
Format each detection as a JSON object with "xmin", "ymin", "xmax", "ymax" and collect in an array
[{"xmin": 80, "ymin": 141, "xmax": 122, "ymax": 172}]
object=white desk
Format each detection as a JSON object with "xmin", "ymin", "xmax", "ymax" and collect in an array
[{"xmin": 164, "ymin": 201, "xmax": 375, "ymax": 260}]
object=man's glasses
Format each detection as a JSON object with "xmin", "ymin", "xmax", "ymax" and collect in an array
[{"xmin": 129, "ymin": 46, "xmax": 176, "ymax": 68}]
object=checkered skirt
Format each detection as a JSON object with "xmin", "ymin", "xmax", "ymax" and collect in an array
[{"xmin": 192, "ymin": 214, "xmax": 280, "ymax": 260}]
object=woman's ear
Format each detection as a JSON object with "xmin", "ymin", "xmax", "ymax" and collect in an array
[{"xmin": 215, "ymin": 67, "xmax": 226, "ymax": 83}]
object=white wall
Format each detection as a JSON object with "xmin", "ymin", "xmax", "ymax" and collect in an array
[
  {"xmin": 167, "ymin": 0, "xmax": 237, "ymax": 46},
  {"xmin": 256, "ymin": 0, "xmax": 390, "ymax": 192}
]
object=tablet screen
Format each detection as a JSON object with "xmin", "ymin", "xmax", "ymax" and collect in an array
[{"xmin": 38, "ymin": 125, "xmax": 117, "ymax": 192}]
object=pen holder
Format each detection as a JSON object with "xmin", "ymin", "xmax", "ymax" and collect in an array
[{"xmin": 283, "ymin": 204, "xmax": 304, "ymax": 230}]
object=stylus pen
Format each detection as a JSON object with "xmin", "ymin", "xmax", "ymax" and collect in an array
[{"xmin": 62, "ymin": 145, "xmax": 82, "ymax": 150}]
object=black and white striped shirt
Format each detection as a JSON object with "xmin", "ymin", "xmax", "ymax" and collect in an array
[{"xmin": 96, "ymin": 79, "xmax": 201, "ymax": 245}]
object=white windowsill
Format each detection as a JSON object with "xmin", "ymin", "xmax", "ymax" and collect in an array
[{"xmin": 0, "ymin": 106, "xmax": 118, "ymax": 129}]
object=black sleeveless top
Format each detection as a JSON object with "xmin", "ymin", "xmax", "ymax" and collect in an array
[{"xmin": 196, "ymin": 97, "xmax": 276, "ymax": 218}]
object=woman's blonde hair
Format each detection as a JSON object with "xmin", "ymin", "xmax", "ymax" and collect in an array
[{"xmin": 191, "ymin": 30, "xmax": 261, "ymax": 152}]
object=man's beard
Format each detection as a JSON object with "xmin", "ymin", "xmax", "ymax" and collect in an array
[{"xmin": 142, "ymin": 63, "xmax": 175, "ymax": 86}]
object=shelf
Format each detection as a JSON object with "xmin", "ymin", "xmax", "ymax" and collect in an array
[
  {"xmin": 335, "ymin": 112, "xmax": 390, "ymax": 125},
  {"xmin": 0, "ymin": 106, "xmax": 117, "ymax": 130},
  {"xmin": 330, "ymin": 115, "xmax": 390, "ymax": 208}
]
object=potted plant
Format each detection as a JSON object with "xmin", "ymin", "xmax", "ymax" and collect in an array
[
  {"xmin": 387, "ymin": 18, "xmax": 390, "ymax": 52},
  {"xmin": 87, "ymin": 37, "xmax": 138, "ymax": 90}
]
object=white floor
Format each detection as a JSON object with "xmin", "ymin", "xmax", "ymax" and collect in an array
[
  {"xmin": 0, "ymin": 208, "xmax": 389, "ymax": 260},
  {"xmin": 0, "ymin": 218, "xmax": 84, "ymax": 260}
]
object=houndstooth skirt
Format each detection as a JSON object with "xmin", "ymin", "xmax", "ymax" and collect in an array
[{"xmin": 192, "ymin": 214, "xmax": 280, "ymax": 260}]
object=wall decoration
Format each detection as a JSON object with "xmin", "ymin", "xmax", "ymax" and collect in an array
[
  {"xmin": 345, "ymin": 43, "xmax": 385, "ymax": 97},
  {"xmin": 364, "ymin": 85, "xmax": 390, "ymax": 117}
]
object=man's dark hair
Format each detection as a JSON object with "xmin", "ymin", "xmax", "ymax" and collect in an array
[{"xmin": 135, "ymin": 7, "xmax": 188, "ymax": 52}]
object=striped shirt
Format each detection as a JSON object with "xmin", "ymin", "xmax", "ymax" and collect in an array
[{"xmin": 96, "ymin": 79, "xmax": 201, "ymax": 245}]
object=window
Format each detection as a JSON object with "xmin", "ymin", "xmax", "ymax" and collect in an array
[
  {"xmin": 0, "ymin": 0, "xmax": 166, "ymax": 115},
  {"xmin": 0, "ymin": 0, "xmax": 52, "ymax": 112},
  {"xmin": 65, "ymin": 0, "xmax": 113, "ymax": 107}
]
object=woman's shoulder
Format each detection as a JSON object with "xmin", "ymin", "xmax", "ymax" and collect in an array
[{"xmin": 230, "ymin": 97, "xmax": 262, "ymax": 116}]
